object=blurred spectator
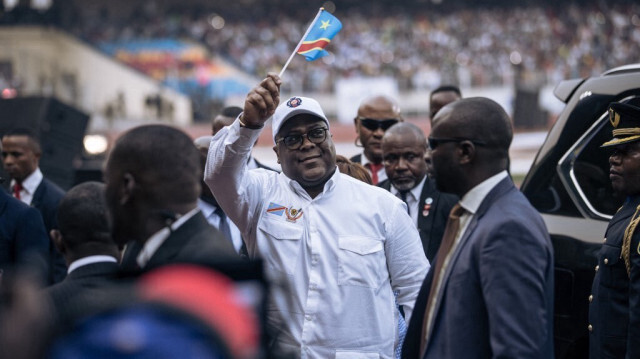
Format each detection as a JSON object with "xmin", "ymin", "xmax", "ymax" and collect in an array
[
  {"xmin": 104, "ymin": 125, "xmax": 237, "ymax": 272},
  {"xmin": 44, "ymin": 182, "xmax": 119, "ymax": 315},
  {"xmin": 44, "ymin": 1, "xmax": 640, "ymax": 92},
  {"xmin": 429, "ymin": 85, "xmax": 462, "ymax": 120}
]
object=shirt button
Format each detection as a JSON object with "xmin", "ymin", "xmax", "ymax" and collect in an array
[
  {"xmin": 588, "ymin": 324, "xmax": 593, "ymax": 332},
  {"xmin": 604, "ymin": 258, "xmax": 609, "ymax": 265},
  {"xmin": 595, "ymin": 265, "xmax": 599, "ymax": 272},
  {"xmin": 310, "ymin": 283, "xmax": 317, "ymax": 290},
  {"xmin": 305, "ymin": 315, "xmax": 312, "ymax": 321},
  {"xmin": 603, "ymin": 238, "xmax": 607, "ymax": 243},
  {"xmin": 588, "ymin": 295, "xmax": 593, "ymax": 303}
]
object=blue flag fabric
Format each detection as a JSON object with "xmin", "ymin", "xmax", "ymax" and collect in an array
[{"xmin": 296, "ymin": 11, "xmax": 342, "ymax": 61}]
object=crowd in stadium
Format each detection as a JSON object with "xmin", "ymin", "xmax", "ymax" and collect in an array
[{"xmin": 62, "ymin": 1, "xmax": 640, "ymax": 92}]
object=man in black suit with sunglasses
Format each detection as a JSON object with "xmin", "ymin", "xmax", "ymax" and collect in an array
[{"xmin": 351, "ymin": 95, "xmax": 403, "ymax": 185}]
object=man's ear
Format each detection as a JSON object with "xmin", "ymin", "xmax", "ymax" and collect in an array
[
  {"xmin": 458, "ymin": 141, "xmax": 476, "ymax": 165},
  {"xmin": 50, "ymin": 229, "xmax": 65, "ymax": 256},
  {"xmin": 354, "ymin": 118, "xmax": 361, "ymax": 135},
  {"xmin": 272, "ymin": 145, "xmax": 280, "ymax": 164},
  {"xmin": 119, "ymin": 172, "xmax": 137, "ymax": 205}
]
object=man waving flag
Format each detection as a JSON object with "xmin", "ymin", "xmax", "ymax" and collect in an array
[{"xmin": 279, "ymin": 8, "xmax": 342, "ymax": 76}]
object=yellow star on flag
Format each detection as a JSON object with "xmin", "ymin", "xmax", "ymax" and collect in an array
[{"xmin": 319, "ymin": 20, "xmax": 331, "ymax": 30}]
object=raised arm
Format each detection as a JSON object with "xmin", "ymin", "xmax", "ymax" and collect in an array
[{"xmin": 203, "ymin": 74, "xmax": 282, "ymax": 240}]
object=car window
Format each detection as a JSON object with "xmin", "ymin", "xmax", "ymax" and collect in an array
[{"xmin": 573, "ymin": 120, "xmax": 625, "ymax": 216}]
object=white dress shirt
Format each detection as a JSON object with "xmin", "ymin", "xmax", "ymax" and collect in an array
[
  {"xmin": 197, "ymin": 198, "xmax": 244, "ymax": 253},
  {"xmin": 67, "ymin": 255, "xmax": 118, "ymax": 274},
  {"xmin": 11, "ymin": 168, "xmax": 43, "ymax": 205},
  {"xmin": 136, "ymin": 208, "xmax": 199, "ymax": 268},
  {"xmin": 391, "ymin": 175, "xmax": 427, "ymax": 227},
  {"xmin": 205, "ymin": 120, "xmax": 429, "ymax": 359},
  {"xmin": 424, "ymin": 170, "xmax": 509, "ymax": 341}
]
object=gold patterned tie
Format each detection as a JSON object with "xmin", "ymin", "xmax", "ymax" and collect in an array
[{"xmin": 419, "ymin": 203, "xmax": 465, "ymax": 355}]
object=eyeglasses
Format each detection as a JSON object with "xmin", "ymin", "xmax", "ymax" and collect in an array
[
  {"xmin": 358, "ymin": 118, "xmax": 399, "ymax": 131},
  {"xmin": 383, "ymin": 152, "xmax": 424, "ymax": 166},
  {"xmin": 276, "ymin": 128, "xmax": 329, "ymax": 150},
  {"xmin": 427, "ymin": 137, "xmax": 487, "ymax": 150}
]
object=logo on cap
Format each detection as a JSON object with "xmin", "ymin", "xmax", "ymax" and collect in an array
[{"xmin": 287, "ymin": 97, "xmax": 302, "ymax": 108}]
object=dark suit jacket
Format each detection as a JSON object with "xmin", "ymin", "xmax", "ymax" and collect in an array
[
  {"xmin": 31, "ymin": 177, "xmax": 67, "ymax": 284},
  {"xmin": 379, "ymin": 178, "xmax": 458, "ymax": 262},
  {"xmin": 588, "ymin": 195, "xmax": 640, "ymax": 359},
  {"xmin": 349, "ymin": 153, "xmax": 362, "ymax": 164},
  {"xmin": 120, "ymin": 212, "xmax": 238, "ymax": 272},
  {"xmin": 0, "ymin": 189, "xmax": 49, "ymax": 275},
  {"xmin": 403, "ymin": 177, "xmax": 554, "ymax": 359},
  {"xmin": 44, "ymin": 260, "xmax": 120, "ymax": 313}
]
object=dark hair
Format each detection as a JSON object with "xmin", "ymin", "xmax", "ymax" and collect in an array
[
  {"xmin": 431, "ymin": 85, "xmax": 462, "ymax": 98},
  {"xmin": 220, "ymin": 106, "xmax": 243, "ymax": 118},
  {"xmin": 336, "ymin": 155, "xmax": 372, "ymax": 184},
  {"xmin": 57, "ymin": 181, "xmax": 112, "ymax": 248},
  {"xmin": 2, "ymin": 128, "xmax": 41, "ymax": 153},
  {"xmin": 108, "ymin": 125, "xmax": 201, "ymax": 206}
]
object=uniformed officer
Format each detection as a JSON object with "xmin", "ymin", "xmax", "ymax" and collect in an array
[{"xmin": 589, "ymin": 102, "xmax": 640, "ymax": 359}]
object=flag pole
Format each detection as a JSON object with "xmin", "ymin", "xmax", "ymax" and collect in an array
[{"xmin": 278, "ymin": 7, "xmax": 325, "ymax": 78}]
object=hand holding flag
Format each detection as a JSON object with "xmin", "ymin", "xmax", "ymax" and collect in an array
[{"xmin": 279, "ymin": 8, "xmax": 342, "ymax": 77}]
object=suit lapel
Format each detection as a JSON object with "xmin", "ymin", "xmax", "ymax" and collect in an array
[
  {"xmin": 426, "ymin": 177, "xmax": 515, "ymax": 341},
  {"xmin": 31, "ymin": 181, "xmax": 45, "ymax": 209},
  {"xmin": 418, "ymin": 179, "xmax": 438, "ymax": 254}
]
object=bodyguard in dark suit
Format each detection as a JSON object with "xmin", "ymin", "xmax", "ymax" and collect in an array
[
  {"xmin": 379, "ymin": 122, "xmax": 458, "ymax": 262},
  {"xmin": 104, "ymin": 125, "xmax": 238, "ymax": 272},
  {"xmin": 44, "ymin": 182, "xmax": 119, "ymax": 314},
  {"xmin": 0, "ymin": 187, "xmax": 49, "ymax": 275},
  {"xmin": 588, "ymin": 102, "xmax": 640, "ymax": 359},
  {"xmin": 403, "ymin": 97, "xmax": 554, "ymax": 359},
  {"xmin": 2, "ymin": 129, "xmax": 66, "ymax": 283}
]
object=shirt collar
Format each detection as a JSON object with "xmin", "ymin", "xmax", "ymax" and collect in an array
[
  {"xmin": 11, "ymin": 168, "xmax": 42, "ymax": 194},
  {"xmin": 67, "ymin": 255, "xmax": 118, "ymax": 274},
  {"xmin": 136, "ymin": 208, "xmax": 200, "ymax": 268},
  {"xmin": 283, "ymin": 166, "xmax": 339, "ymax": 200},
  {"xmin": 390, "ymin": 175, "xmax": 427, "ymax": 201},
  {"xmin": 197, "ymin": 198, "xmax": 217, "ymax": 218},
  {"xmin": 459, "ymin": 171, "xmax": 508, "ymax": 214}
]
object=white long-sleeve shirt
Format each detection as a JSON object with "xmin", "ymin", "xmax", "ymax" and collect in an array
[{"xmin": 204, "ymin": 120, "xmax": 429, "ymax": 358}]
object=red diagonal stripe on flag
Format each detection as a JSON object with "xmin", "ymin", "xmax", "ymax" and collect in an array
[{"xmin": 297, "ymin": 39, "xmax": 330, "ymax": 54}]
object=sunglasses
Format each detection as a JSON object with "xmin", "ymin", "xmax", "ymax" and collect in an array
[
  {"xmin": 358, "ymin": 118, "xmax": 399, "ymax": 131},
  {"xmin": 427, "ymin": 137, "xmax": 487, "ymax": 150}
]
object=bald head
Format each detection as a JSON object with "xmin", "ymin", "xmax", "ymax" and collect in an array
[
  {"xmin": 106, "ymin": 125, "xmax": 201, "ymax": 208},
  {"xmin": 355, "ymin": 95, "xmax": 403, "ymax": 164},
  {"xmin": 383, "ymin": 122, "xmax": 426, "ymax": 144},
  {"xmin": 357, "ymin": 95, "xmax": 402, "ymax": 119},
  {"xmin": 433, "ymin": 97, "xmax": 512, "ymax": 159},
  {"xmin": 105, "ymin": 125, "xmax": 202, "ymax": 243},
  {"xmin": 430, "ymin": 97, "xmax": 512, "ymax": 196}
]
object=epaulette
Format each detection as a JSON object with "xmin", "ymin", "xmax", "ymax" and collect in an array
[{"xmin": 621, "ymin": 204, "xmax": 640, "ymax": 276}]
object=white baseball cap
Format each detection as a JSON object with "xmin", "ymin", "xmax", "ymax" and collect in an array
[{"xmin": 272, "ymin": 96, "xmax": 330, "ymax": 143}]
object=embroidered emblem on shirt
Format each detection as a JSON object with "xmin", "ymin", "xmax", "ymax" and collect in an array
[
  {"xmin": 285, "ymin": 207, "xmax": 304, "ymax": 223},
  {"xmin": 267, "ymin": 202, "xmax": 287, "ymax": 216},
  {"xmin": 287, "ymin": 97, "xmax": 302, "ymax": 108}
]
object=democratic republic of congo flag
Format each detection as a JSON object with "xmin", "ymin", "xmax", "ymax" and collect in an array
[{"xmin": 296, "ymin": 11, "xmax": 342, "ymax": 61}]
